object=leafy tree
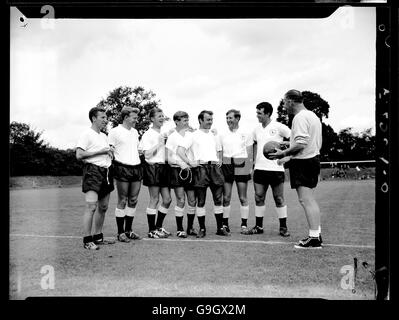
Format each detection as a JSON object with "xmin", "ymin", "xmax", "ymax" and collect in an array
[
  {"xmin": 97, "ymin": 86, "xmax": 162, "ymax": 137},
  {"xmin": 335, "ymin": 127, "xmax": 375, "ymax": 161},
  {"xmin": 276, "ymin": 90, "xmax": 342, "ymax": 161},
  {"xmin": 276, "ymin": 91, "xmax": 330, "ymax": 127},
  {"xmin": 9, "ymin": 121, "xmax": 82, "ymax": 176}
]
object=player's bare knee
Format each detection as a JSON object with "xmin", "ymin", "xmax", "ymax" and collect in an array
[
  {"xmin": 98, "ymin": 203, "xmax": 108, "ymax": 213},
  {"xmin": 255, "ymin": 194, "xmax": 265, "ymax": 205},
  {"xmin": 239, "ymin": 198, "xmax": 248, "ymax": 206},
  {"xmin": 86, "ymin": 202, "xmax": 97, "ymax": 214},
  {"xmin": 118, "ymin": 197, "xmax": 128, "ymax": 208},
  {"xmin": 223, "ymin": 195, "xmax": 231, "ymax": 206},
  {"xmin": 128, "ymin": 197, "xmax": 138, "ymax": 208},
  {"xmin": 274, "ymin": 196, "xmax": 285, "ymax": 207}
]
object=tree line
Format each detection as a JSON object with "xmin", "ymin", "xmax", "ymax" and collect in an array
[{"xmin": 9, "ymin": 86, "xmax": 375, "ymax": 176}]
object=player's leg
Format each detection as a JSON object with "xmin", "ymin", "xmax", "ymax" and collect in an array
[
  {"xmin": 185, "ymin": 189, "xmax": 197, "ymax": 235},
  {"xmin": 222, "ymin": 181, "xmax": 233, "ymax": 233},
  {"xmin": 156, "ymin": 186, "xmax": 172, "ymax": 236},
  {"xmin": 236, "ymin": 181, "xmax": 250, "ymax": 232},
  {"xmin": 296, "ymin": 186, "xmax": 321, "ymax": 238},
  {"xmin": 125, "ymin": 180, "xmax": 142, "ymax": 240},
  {"xmin": 252, "ymin": 182, "xmax": 267, "ymax": 233},
  {"xmin": 114, "ymin": 180, "xmax": 130, "ymax": 242},
  {"xmin": 271, "ymin": 178, "xmax": 290, "ymax": 237},
  {"xmin": 174, "ymin": 186, "xmax": 187, "ymax": 237},
  {"xmin": 195, "ymin": 187, "xmax": 207, "ymax": 238},
  {"xmin": 211, "ymin": 184, "xmax": 229, "ymax": 236},
  {"xmin": 147, "ymin": 185, "xmax": 161, "ymax": 238},
  {"xmin": 92, "ymin": 192, "xmax": 117, "ymax": 245},
  {"xmin": 83, "ymin": 191, "xmax": 99, "ymax": 250}
]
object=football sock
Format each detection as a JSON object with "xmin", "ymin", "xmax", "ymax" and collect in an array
[
  {"xmin": 187, "ymin": 214, "xmax": 195, "ymax": 230},
  {"xmin": 175, "ymin": 206, "xmax": 184, "ymax": 231},
  {"xmin": 92, "ymin": 233, "xmax": 103, "ymax": 242},
  {"xmin": 256, "ymin": 217, "xmax": 263, "ymax": 228},
  {"xmin": 116, "ymin": 218, "xmax": 125, "ymax": 234},
  {"xmin": 124, "ymin": 207, "xmax": 136, "ymax": 232},
  {"xmin": 146, "ymin": 208, "xmax": 157, "ymax": 231},
  {"xmin": 222, "ymin": 218, "xmax": 229, "ymax": 227},
  {"xmin": 309, "ymin": 229, "xmax": 320, "ymax": 238},
  {"xmin": 223, "ymin": 205, "xmax": 231, "ymax": 226},
  {"xmin": 83, "ymin": 235, "xmax": 93, "ymax": 244},
  {"xmin": 276, "ymin": 206, "xmax": 287, "ymax": 228},
  {"xmin": 198, "ymin": 216, "xmax": 206, "ymax": 230},
  {"xmin": 279, "ymin": 218, "xmax": 287, "ymax": 228},
  {"xmin": 255, "ymin": 205, "xmax": 265, "ymax": 228},
  {"xmin": 240, "ymin": 205, "xmax": 249, "ymax": 227},
  {"xmin": 115, "ymin": 208, "xmax": 126, "ymax": 234},
  {"xmin": 215, "ymin": 214, "xmax": 223, "ymax": 230},
  {"xmin": 124, "ymin": 217, "xmax": 134, "ymax": 232},
  {"xmin": 156, "ymin": 206, "xmax": 168, "ymax": 229},
  {"xmin": 176, "ymin": 216, "xmax": 184, "ymax": 231}
]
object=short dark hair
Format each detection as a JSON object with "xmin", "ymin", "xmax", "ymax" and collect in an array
[
  {"xmin": 89, "ymin": 106, "xmax": 106, "ymax": 123},
  {"xmin": 173, "ymin": 111, "xmax": 189, "ymax": 122},
  {"xmin": 198, "ymin": 110, "xmax": 213, "ymax": 123},
  {"xmin": 226, "ymin": 109, "xmax": 241, "ymax": 120},
  {"xmin": 149, "ymin": 107, "xmax": 163, "ymax": 120},
  {"xmin": 285, "ymin": 89, "xmax": 303, "ymax": 103},
  {"xmin": 256, "ymin": 102, "xmax": 273, "ymax": 116},
  {"xmin": 121, "ymin": 106, "xmax": 139, "ymax": 121}
]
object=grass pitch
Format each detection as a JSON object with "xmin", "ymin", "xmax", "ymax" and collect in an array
[{"xmin": 9, "ymin": 179, "xmax": 375, "ymax": 299}]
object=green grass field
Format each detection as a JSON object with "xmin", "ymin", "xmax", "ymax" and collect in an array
[{"xmin": 9, "ymin": 179, "xmax": 375, "ymax": 300}]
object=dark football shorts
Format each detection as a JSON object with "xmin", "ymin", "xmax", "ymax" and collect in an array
[
  {"xmin": 289, "ymin": 156, "xmax": 320, "ymax": 189},
  {"xmin": 82, "ymin": 163, "xmax": 114, "ymax": 199},
  {"xmin": 253, "ymin": 169, "xmax": 285, "ymax": 188},
  {"xmin": 221, "ymin": 157, "xmax": 251, "ymax": 183},
  {"xmin": 142, "ymin": 162, "xmax": 170, "ymax": 187},
  {"xmin": 169, "ymin": 166, "xmax": 195, "ymax": 190},
  {"xmin": 192, "ymin": 163, "xmax": 225, "ymax": 188},
  {"xmin": 113, "ymin": 160, "xmax": 143, "ymax": 182}
]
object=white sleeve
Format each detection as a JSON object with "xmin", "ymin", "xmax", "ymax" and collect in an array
[
  {"xmin": 76, "ymin": 131, "xmax": 89, "ymax": 151},
  {"xmin": 292, "ymin": 115, "xmax": 310, "ymax": 145},
  {"xmin": 245, "ymin": 132, "xmax": 253, "ymax": 146},
  {"xmin": 139, "ymin": 131, "xmax": 153, "ymax": 151},
  {"xmin": 179, "ymin": 133, "xmax": 193, "ymax": 150},
  {"xmin": 108, "ymin": 129, "xmax": 117, "ymax": 147},
  {"xmin": 252, "ymin": 128, "xmax": 257, "ymax": 143},
  {"xmin": 279, "ymin": 123, "xmax": 291, "ymax": 139}
]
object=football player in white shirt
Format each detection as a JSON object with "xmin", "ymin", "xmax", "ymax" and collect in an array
[
  {"xmin": 270, "ymin": 90, "xmax": 323, "ymax": 249},
  {"xmin": 179, "ymin": 110, "xmax": 227, "ymax": 238},
  {"xmin": 166, "ymin": 111, "xmax": 198, "ymax": 238},
  {"xmin": 139, "ymin": 108, "xmax": 173, "ymax": 239},
  {"xmin": 219, "ymin": 109, "xmax": 253, "ymax": 234},
  {"xmin": 242, "ymin": 102, "xmax": 291, "ymax": 237},
  {"xmin": 108, "ymin": 106, "xmax": 143, "ymax": 243},
  {"xmin": 76, "ymin": 107, "xmax": 116, "ymax": 250}
]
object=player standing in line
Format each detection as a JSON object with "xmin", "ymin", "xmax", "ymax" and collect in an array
[
  {"xmin": 242, "ymin": 102, "xmax": 291, "ymax": 237},
  {"xmin": 108, "ymin": 106, "xmax": 143, "ymax": 243},
  {"xmin": 76, "ymin": 107, "xmax": 116, "ymax": 250},
  {"xmin": 139, "ymin": 108, "xmax": 173, "ymax": 239},
  {"xmin": 270, "ymin": 90, "xmax": 323, "ymax": 248},
  {"xmin": 179, "ymin": 110, "xmax": 227, "ymax": 238},
  {"xmin": 219, "ymin": 109, "xmax": 253, "ymax": 234},
  {"xmin": 166, "ymin": 111, "xmax": 199, "ymax": 238}
]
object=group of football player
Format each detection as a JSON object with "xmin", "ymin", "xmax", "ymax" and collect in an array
[{"xmin": 76, "ymin": 89, "xmax": 323, "ymax": 250}]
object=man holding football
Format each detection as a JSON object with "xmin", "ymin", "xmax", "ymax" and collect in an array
[
  {"xmin": 269, "ymin": 90, "xmax": 323, "ymax": 249},
  {"xmin": 242, "ymin": 102, "xmax": 291, "ymax": 237}
]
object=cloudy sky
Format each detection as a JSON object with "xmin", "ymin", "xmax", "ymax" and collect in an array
[{"xmin": 10, "ymin": 7, "xmax": 376, "ymax": 150}]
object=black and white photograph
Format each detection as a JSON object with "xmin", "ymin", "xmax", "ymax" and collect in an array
[{"xmin": 9, "ymin": 2, "xmax": 391, "ymax": 303}]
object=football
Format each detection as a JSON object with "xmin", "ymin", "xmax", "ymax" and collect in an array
[{"xmin": 263, "ymin": 141, "xmax": 282, "ymax": 159}]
